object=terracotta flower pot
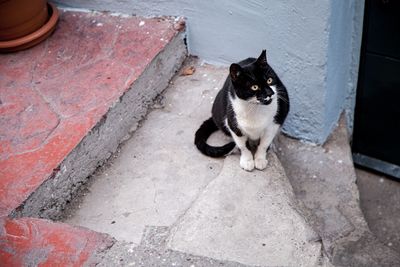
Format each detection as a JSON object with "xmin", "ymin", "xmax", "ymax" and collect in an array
[{"xmin": 0, "ymin": 0, "xmax": 59, "ymax": 52}]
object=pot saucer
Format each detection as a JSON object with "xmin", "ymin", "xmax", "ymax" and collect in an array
[{"xmin": 0, "ymin": 3, "xmax": 59, "ymax": 53}]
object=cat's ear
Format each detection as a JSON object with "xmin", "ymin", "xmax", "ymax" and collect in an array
[
  {"xmin": 256, "ymin": 49, "xmax": 267, "ymax": 68},
  {"xmin": 230, "ymin": 63, "xmax": 242, "ymax": 81}
]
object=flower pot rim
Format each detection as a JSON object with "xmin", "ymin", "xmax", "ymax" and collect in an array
[{"xmin": 0, "ymin": 3, "xmax": 59, "ymax": 52}]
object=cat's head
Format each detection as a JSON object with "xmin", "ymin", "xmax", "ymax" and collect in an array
[{"xmin": 230, "ymin": 50, "xmax": 277, "ymax": 105}]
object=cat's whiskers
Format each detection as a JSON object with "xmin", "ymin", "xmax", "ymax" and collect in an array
[{"xmin": 277, "ymin": 94, "xmax": 289, "ymax": 104}]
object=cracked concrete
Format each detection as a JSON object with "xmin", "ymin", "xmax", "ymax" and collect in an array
[
  {"xmin": 97, "ymin": 226, "xmax": 254, "ymax": 267},
  {"xmin": 65, "ymin": 62, "xmax": 228, "ymax": 245},
  {"xmin": 60, "ymin": 59, "xmax": 399, "ymax": 266},
  {"xmin": 275, "ymin": 118, "xmax": 400, "ymax": 266},
  {"xmin": 356, "ymin": 168, "xmax": 400, "ymax": 255},
  {"xmin": 66, "ymin": 61, "xmax": 327, "ymax": 266},
  {"xmin": 167, "ymin": 152, "xmax": 323, "ymax": 267}
]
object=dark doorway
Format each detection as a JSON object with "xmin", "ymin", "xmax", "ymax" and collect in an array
[{"xmin": 352, "ymin": 0, "xmax": 400, "ymax": 179}]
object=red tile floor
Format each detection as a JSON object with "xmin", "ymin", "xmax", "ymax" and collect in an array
[
  {"xmin": 0, "ymin": 217, "xmax": 114, "ymax": 266},
  {"xmin": 0, "ymin": 9, "xmax": 180, "ymax": 265}
]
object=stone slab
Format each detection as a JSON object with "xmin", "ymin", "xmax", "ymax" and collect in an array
[
  {"xmin": 97, "ymin": 226, "xmax": 253, "ymax": 267},
  {"xmin": 167, "ymin": 153, "xmax": 323, "ymax": 267}
]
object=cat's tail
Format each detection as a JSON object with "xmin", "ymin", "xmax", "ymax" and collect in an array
[{"xmin": 194, "ymin": 118, "xmax": 236, "ymax": 158}]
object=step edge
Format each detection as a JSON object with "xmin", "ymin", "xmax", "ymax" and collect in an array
[{"xmin": 10, "ymin": 31, "xmax": 187, "ymax": 220}]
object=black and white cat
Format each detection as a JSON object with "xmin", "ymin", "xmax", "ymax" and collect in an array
[{"xmin": 195, "ymin": 50, "xmax": 289, "ymax": 171}]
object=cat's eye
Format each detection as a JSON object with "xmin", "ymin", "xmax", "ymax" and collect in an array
[
  {"xmin": 251, "ymin": 85, "xmax": 259, "ymax": 91},
  {"xmin": 267, "ymin": 78, "xmax": 273, "ymax": 85}
]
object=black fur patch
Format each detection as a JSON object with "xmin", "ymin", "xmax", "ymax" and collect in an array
[
  {"xmin": 274, "ymin": 83, "xmax": 290, "ymax": 125},
  {"xmin": 194, "ymin": 118, "xmax": 236, "ymax": 158}
]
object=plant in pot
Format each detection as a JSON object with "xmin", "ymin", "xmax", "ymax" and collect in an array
[{"xmin": 0, "ymin": 0, "xmax": 59, "ymax": 52}]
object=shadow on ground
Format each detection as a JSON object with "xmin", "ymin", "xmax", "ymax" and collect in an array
[{"xmin": 356, "ymin": 167, "xmax": 400, "ymax": 255}]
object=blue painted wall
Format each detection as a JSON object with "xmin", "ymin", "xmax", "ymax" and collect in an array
[
  {"xmin": 324, "ymin": 1, "xmax": 364, "ymax": 142},
  {"xmin": 53, "ymin": 0, "xmax": 364, "ymax": 144}
]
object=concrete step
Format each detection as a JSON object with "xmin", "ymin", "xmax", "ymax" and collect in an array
[
  {"xmin": 65, "ymin": 62, "xmax": 329, "ymax": 266},
  {"xmin": 0, "ymin": 8, "xmax": 186, "ymax": 266},
  {"xmin": 0, "ymin": 9, "xmax": 187, "ymax": 219}
]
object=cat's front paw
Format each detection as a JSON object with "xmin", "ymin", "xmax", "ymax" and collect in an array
[
  {"xmin": 240, "ymin": 156, "xmax": 255, "ymax": 171},
  {"xmin": 255, "ymin": 158, "xmax": 268, "ymax": 170}
]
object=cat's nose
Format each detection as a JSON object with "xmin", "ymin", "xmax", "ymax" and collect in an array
[{"xmin": 266, "ymin": 89, "xmax": 275, "ymax": 97}]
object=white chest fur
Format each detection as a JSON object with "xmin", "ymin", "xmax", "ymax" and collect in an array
[{"xmin": 230, "ymin": 95, "xmax": 278, "ymax": 140}]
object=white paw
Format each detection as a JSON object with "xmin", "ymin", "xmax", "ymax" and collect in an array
[
  {"xmin": 255, "ymin": 158, "xmax": 268, "ymax": 170},
  {"xmin": 240, "ymin": 156, "xmax": 255, "ymax": 171}
]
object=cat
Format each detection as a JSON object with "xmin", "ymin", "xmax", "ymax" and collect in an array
[{"xmin": 194, "ymin": 50, "xmax": 289, "ymax": 171}]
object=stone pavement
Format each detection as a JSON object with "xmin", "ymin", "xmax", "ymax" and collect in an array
[
  {"xmin": 66, "ymin": 63, "xmax": 328, "ymax": 266},
  {"xmin": 66, "ymin": 60, "xmax": 400, "ymax": 266}
]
